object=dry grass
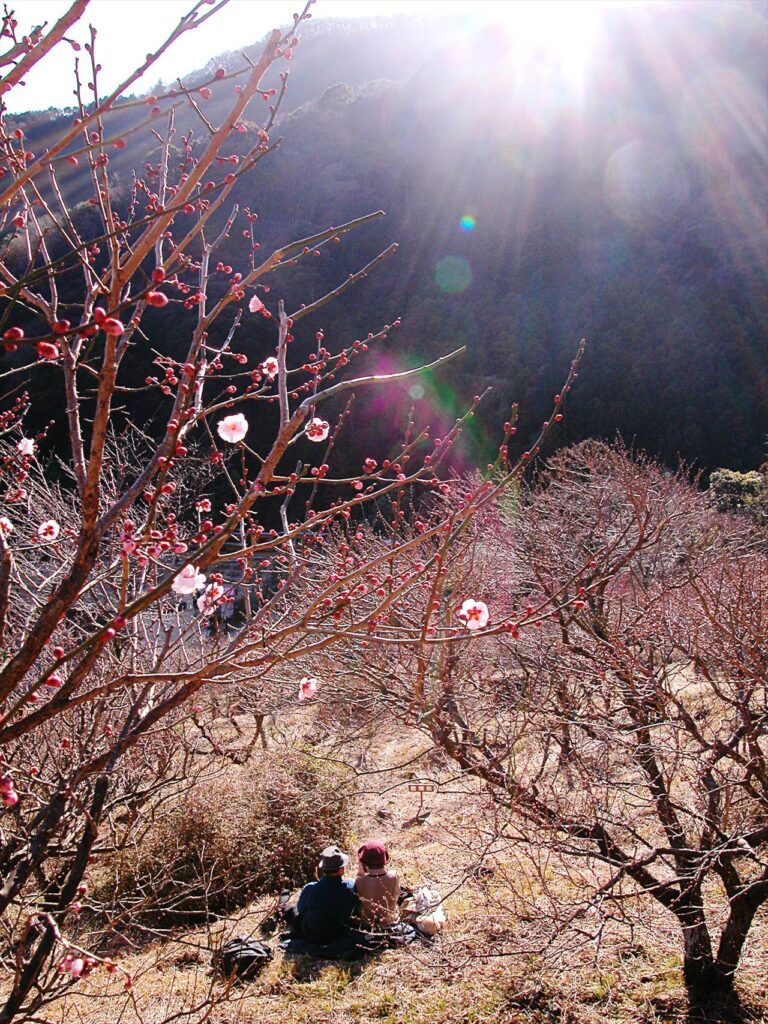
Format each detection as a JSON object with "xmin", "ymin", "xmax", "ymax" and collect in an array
[
  {"xmin": 91, "ymin": 746, "xmax": 349, "ymax": 925},
  {"xmin": 41, "ymin": 720, "xmax": 768, "ymax": 1024}
]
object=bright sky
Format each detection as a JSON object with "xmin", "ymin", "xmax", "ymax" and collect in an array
[{"xmin": 6, "ymin": 0, "xmax": 621, "ymax": 113}]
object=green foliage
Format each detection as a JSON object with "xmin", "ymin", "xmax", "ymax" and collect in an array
[
  {"xmin": 709, "ymin": 467, "xmax": 767, "ymax": 522},
  {"xmin": 98, "ymin": 749, "xmax": 351, "ymax": 924}
]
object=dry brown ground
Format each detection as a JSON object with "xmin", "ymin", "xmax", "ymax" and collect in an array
[{"xmin": 41, "ymin": 721, "xmax": 768, "ymax": 1024}]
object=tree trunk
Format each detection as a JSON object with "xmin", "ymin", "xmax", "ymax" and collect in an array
[
  {"xmin": 0, "ymin": 776, "xmax": 110, "ymax": 1023},
  {"xmin": 678, "ymin": 899, "xmax": 730, "ymax": 1001},
  {"xmin": 716, "ymin": 885, "xmax": 767, "ymax": 987}
]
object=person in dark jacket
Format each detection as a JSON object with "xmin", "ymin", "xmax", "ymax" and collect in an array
[{"xmin": 284, "ymin": 845, "xmax": 357, "ymax": 944}]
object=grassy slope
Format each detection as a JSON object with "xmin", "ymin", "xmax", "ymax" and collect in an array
[{"xmin": 50, "ymin": 722, "xmax": 767, "ymax": 1024}]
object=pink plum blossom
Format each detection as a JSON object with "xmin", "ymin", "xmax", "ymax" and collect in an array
[
  {"xmin": 0, "ymin": 517, "xmax": 13, "ymax": 536},
  {"xmin": 171, "ymin": 564, "xmax": 206, "ymax": 595},
  {"xmin": 38, "ymin": 520, "xmax": 60, "ymax": 542},
  {"xmin": 17, "ymin": 437, "xmax": 35, "ymax": 456},
  {"xmin": 306, "ymin": 417, "xmax": 330, "ymax": 443},
  {"xmin": 458, "ymin": 599, "xmax": 489, "ymax": 631},
  {"xmin": 197, "ymin": 581, "xmax": 224, "ymax": 616},
  {"xmin": 196, "ymin": 498, "xmax": 212, "ymax": 512},
  {"xmin": 216, "ymin": 413, "xmax": 248, "ymax": 443},
  {"xmin": 1, "ymin": 775, "xmax": 18, "ymax": 807},
  {"xmin": 261, "ymin": 356, "xmax": 278, "ymax": 379},
  {"xmin": 248, "ymin": 294, "xmax": 265, "ymax": 313},
  {"xmin": 299, "ymin": 676, "xmax": 319, "ymax": 700}
]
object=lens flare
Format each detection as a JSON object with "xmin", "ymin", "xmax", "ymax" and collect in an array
[
  {"xmin": 605, "ymin": 140, "xmax": 688, "ymax": 226},
  {"xmin": 435, "ymin": 255, "xmax": 473, "ymax": 293},
  {"xmin": 459, "ymin": 214, "xmax": 476, "ymax": 232}
]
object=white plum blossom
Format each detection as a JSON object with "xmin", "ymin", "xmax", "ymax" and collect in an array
[
  {"xmin": 38, "ymin": 520, "xmax": 60, "ymax": 542},
  {"xmin": 197, "ymin": 581, "xmax": 224, "ymax": 616},
  {"xmin": 17, "ymin": 437, "xmax": 36, "ymax": 456},
  {"xmin": 458, "ymin": 598, "xmax": 489, "ymax": 631},
  {"xmin": 216, "ymin": 413, "xmax": 248, "ymax": 443},
  {"xmin": 248, "ymin": 294, "xmax": 265, "ymax": 314},
  {"xmin": 306, "ymin": 417, "xmax": 330, "ymax": 443},
  {"xmin": 260, "ymin": 356, "xmax": 278, "ymax": 380},
  {"xmin": 0, "ymin": 517, "xmax": 13, "ymax": 536},
  {"xmin": 171, "ymin": 564, "xmax": 206, "ymax": 595},
  {"xmin": 299, "ymin": 676, "xmax": 319, "ymax": 700}
]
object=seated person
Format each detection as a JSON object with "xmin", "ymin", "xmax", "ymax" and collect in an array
[
  {"xmin": 354, "ymin": 840, "xmax": 400, "ymax": 930},
  {"xmin": 284, "ymin": 845, "xmax": 357, "ymax": 944}
]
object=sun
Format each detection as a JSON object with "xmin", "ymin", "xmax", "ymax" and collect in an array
[{"xmin": 472, "ymin": 0, "xmax": 607, "ymax": 90}]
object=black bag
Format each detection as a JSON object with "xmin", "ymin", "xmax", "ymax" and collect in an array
[
  {"xmin": 260, "ymin": 889, "xmax": 293, "ymax": 935},
  {"xmin": 397, "ymin": 884, "xmax": 415, "ymax": 906},
  {"xmin": 219, "ymin": 937, "xmax": 273, "ymax": 980}
]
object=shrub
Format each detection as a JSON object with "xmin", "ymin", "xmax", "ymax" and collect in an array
[
  {"xmin": 97, "ymin": 749, "xmax": 350, "ymax": 925},
  {"xmin": 708, "ymin": 467, "xmax": 767, "ymax": 523}
]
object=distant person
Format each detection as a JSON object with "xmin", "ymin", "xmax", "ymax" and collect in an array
[
  {"xmin": 284, "ymin": 845, "xmax": 357, "ymax": 944},
  {"xmin": 354, "ymin": 840, "xmax": 400, "ymax": 930}
]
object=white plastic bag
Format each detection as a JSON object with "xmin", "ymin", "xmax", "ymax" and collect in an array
[{"xmin": 401, "ymin": 886, "xmax": 446, "ymax": 936}]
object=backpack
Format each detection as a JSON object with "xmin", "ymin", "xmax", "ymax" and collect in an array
[{"xmin": 219, "ymin": 937, "xmax": 273, "ymax": 980}]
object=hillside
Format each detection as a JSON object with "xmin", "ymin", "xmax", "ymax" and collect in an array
[
  {"xmin": 3, "ymin": 8, "xmax": 768, "ymax": 1024},
  {"xmin": 5, "ymin": 3, "xmax": 768, "ymax": 472},
  {"xmin": 48, "ymin": 717, "xmax": 768, "ymax": 1024}
]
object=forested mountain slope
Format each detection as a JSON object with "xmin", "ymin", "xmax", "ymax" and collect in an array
[{"xmin": 6, "ymin": 3, "xmax": 767, "ymax": 472}]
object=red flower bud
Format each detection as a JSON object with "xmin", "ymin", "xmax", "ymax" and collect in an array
[
  {"xmin": 102, "ymin": 318, "xmax": 125, "ymax": 336},
  {"xmin": 36, "ymin": 341, "xmax": 59, "ymax": 360}
]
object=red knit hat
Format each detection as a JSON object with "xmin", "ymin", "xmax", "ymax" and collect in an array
[{"xmin": 358, "ymin": 839, "xmax": 388, "ymax": 869}]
